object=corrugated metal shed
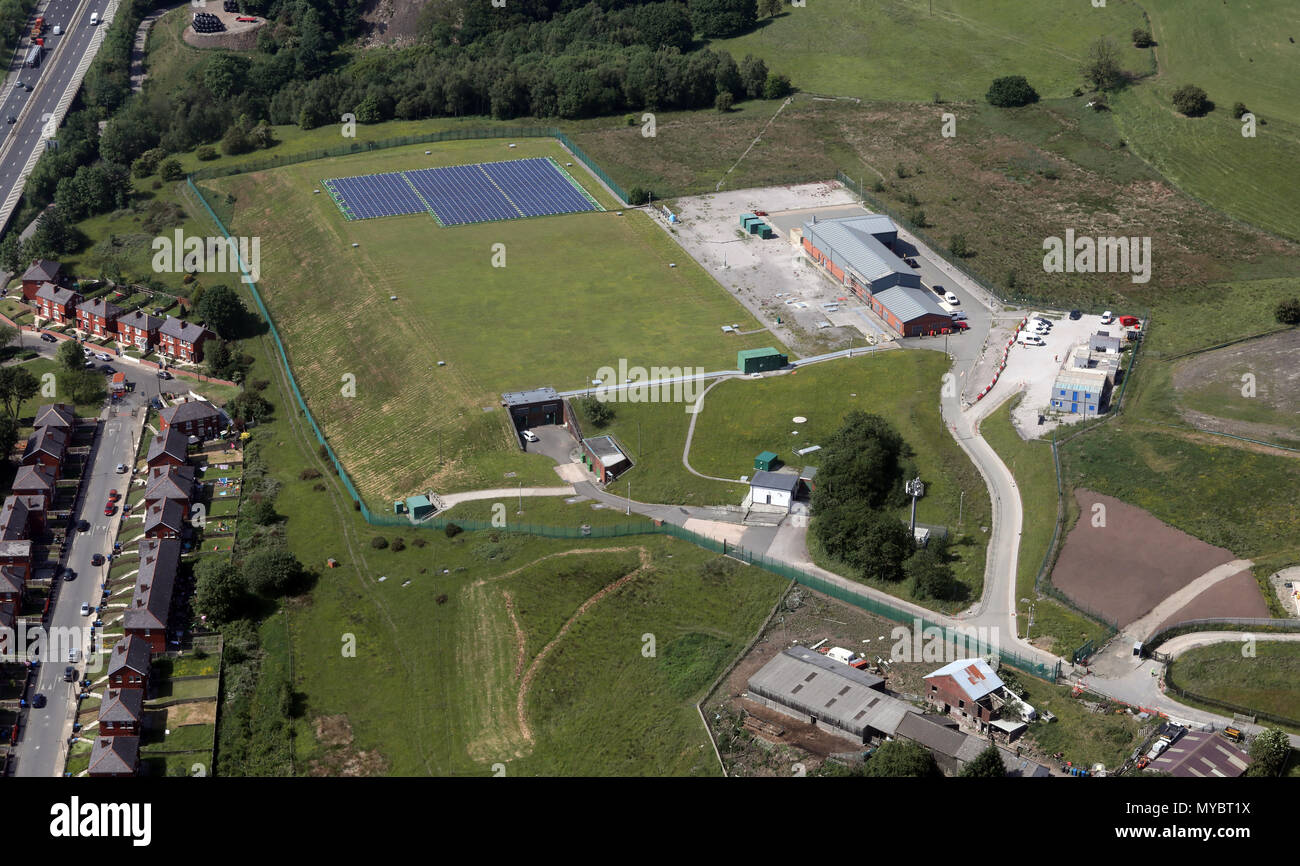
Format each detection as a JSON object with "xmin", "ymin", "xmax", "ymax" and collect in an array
[
  {"xmin": 872, "ymin": 286, "xmax": 950, "ymax": 323},
  {"xmin": 803, "ymin": 216, "xmax": 911, "ymax": 285},
  {"xmin": 747, "ymin": 646, "xmax": 915, "ymax": 740}
]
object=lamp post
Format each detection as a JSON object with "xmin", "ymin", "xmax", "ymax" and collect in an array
[{"xmin": 1020, "ymin": 597, "xmax": 1035, "ymax": 641}]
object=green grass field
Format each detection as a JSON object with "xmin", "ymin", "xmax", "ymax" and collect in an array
[
  {"xmin": 208, "ymin": 138, "xmax": 778, "ymax": 502},
  {"xmin": 1168, "ymin": 640, "xmax": 1300, "ymax": 724},
  {"xmin": 1023, "ymin": 680, "xmax": 1147, "ymax": 770},
  {"xmin": 712, "ymin": 0, "xmax": 1149, "ymax": 102}
]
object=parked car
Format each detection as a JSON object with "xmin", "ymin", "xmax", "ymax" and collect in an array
[
  {"xmin": 157, "ymin": 370, "xmax": 172, "ymax": 380},
  {"xmin": 77, "ymin": 519, "xmax": 90, "ymax": 532},
  {"xmin": 102, "ymin": 503, "xmax": 116, "ymax": 517},
  {"xmin": 905, "ymin": 257, "xmax": 920, "ymax": 268},
  {"xmin": 1017, "ymin": 334, "xmax": 1046, "ymax": 347},
  {"xmin": 1069, "ymin": 309, "xmax": 1082, "ymax": 320},
  {"xmin": 944, "ymin": 292, "xmax": 960, "ymax": 305},
  {"xmin": 930, "ymin": 284, "xmax": 946, "ymax": 296},
  {"xmin": 94, "ymin": 352, "xmax": 111, "ymax": 362},
  {"xmin": 64, "ymin": 666, "xmax": 77, "ymax": 682},
  {"xmin": 1145, "ymin": 739, "xmax": 1169, "ymax": 761},
  {"xmin": 115, "ymin": 463, "xmax": 128, "ymax": 473},
  {"xmin": 521, "ymin": 430, "xmax": 539, "ymax": 442},
  {"xmin": 67, "ymin": 648, "xmax": 79, "ymax": 663},
  {"xmin": 32, "ymin": 693, "xmax": 46, "ymax": 708},
  {"xmin": 80, "ymin": 602, "xmax": 90, "ymax": 616},
  {"xmin": 950, "ymin": 311, "xmax": 967, "ymax": 321},
  {"xmin": 1100, "ymin": 310, "xmax": 1114, "ymax": 324},
  {"xmin": 39, "ymin": 332, "xmax": 56, "ymax": 342},
  {"xmin": 62, "ymin": 568, "xmax": 76, "ymax": 581},
  {"xmin": 951, "ymin": 320, "xmax": 970, "ymax": 331},
  {"xmin": 1032, "ymin": 317, "xmax": 1052, "ymax": 328},
  {"xmin": 6, "ymin": 116, "xmax": 14, "ymax": 125},
  {"xmin": 90, "ymin": 553, "xmax": 104, "ymax": 566}
]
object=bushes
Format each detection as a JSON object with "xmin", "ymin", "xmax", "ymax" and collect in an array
[
  {"xmin": 158, "ymin": 158, "xmax": 184, "ymax": 181},
  {"xmin": 196, "ymin": 145, "xmax": 219, "ymax": 161},
  {"xmin": 299, "ymin": 468, "xmax": 322, "ymax": 480},
  {"xmin": 370, "ymin": 536, "xmax": 388, "ymax": 549},
  {"xmin": 1171, "ymin": 84, "xmax": 1211, "ymax": 117},
  {"xmin": 390, "ymin": 537, "xmax": 406, "ymax": 552},
  {"xmin": 985, "ymin": 75, "xmax": 1039, "ymax": 108},
  {"xmin": 1275, "ymin": 297, "xmax": 1300, "ymax": 326},
  {"xmin": 628, "ymin": 186, "xmax": 653, "ymax": 206},
  {"xmin": 444, "ymin": 523, "xmax": 463, "ymax": 538},
  {"xmin": 1131, "ymin": 28, "xmax": 1153, "ymax": 48}
]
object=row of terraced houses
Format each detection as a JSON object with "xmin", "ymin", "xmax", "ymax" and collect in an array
[
  {"xmin": 88, "ymin": 424, "xmax": 207, "ymax": 776},
  {"xmin": 0, "ymin": 404, "xmax": 80, "ymax": 662},
  {"xmin": 23, "ymin": 260, "xmax": 212, "ymax": 363}
]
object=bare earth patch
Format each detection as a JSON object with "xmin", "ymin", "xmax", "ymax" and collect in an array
[
  {"xmin": 1154, "ymin": 569, "xmax": 1271, "ymax": 634},
  {"xmin": 166, "ymin": 702, "xmax": 216, "ymax": 728},
  {"xmin": 315, "ymin": 714, "xmax": 354, "ymax": 748},
  {"xmin": 1051, "ymin": 489, "xmax": 1236, "ymax": 626}
]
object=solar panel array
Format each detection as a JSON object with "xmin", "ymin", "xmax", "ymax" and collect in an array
[{"xmin": 321, "ymin": 158, "xmax": 602, "ymax": 226}]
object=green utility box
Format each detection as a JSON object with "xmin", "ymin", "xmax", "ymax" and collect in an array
[
  {"xmin": 738, "ymin": 347, "xmax": 789, "ymax": 374},
  {"xmin": 754, "ymin": 451, "xmax": 779, "ymax": 472}
]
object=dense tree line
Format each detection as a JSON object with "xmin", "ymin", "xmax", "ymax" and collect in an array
[{"xmin": 0, "ymin": 0, "xmax": 36, "ymax": 63}]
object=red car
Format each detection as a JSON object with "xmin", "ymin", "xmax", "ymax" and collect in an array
[
  {"xmin": 951, "ymin": 320, "xmax": 970, "ymax": 331},
  {"xmin": 103, "ymin": 503, "xmax": 116, "ymax": 516},
  {"xmin": 108, "ymin": 489, "xmax": 120, "ymax": 501}
]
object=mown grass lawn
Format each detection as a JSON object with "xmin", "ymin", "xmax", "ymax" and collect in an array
[
  {"xmin": 141, "ymin": 722, "xmax": 215, "ymax": 753},
  {"xmin": 1168, "ymin": 640, "xmax": 1300, "ymax": 724},
  {"xmin": 205, "ymin": 137, "xmax": 777, "ymax": 503},
  {"xmin": 1023, "ymin": 681, "xmax": 1147, "ymax": 771}
]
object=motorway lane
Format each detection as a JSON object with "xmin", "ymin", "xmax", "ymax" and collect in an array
[
  {"xmin": 12, "ymin": 358, "xmax": 156, "ymax": 777},
  {"xmin": 0, "ymin": 0, "xmax": 103, "ymax": 230}
]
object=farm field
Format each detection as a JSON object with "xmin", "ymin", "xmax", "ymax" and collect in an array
[
  {"xmin": 208, "ymin": 137, "xmax": 778, "ymax": 502},
  {"xmin": 710, "ymin": 0, "xmax": 1149, "ymax": 103},
  {"xmin": 1168, "ymin": 640, "xmax": 1300, "ymax": 725}
]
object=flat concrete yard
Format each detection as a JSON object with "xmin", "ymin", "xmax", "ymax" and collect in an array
[{"xmin": 1052, "ymin": 489, "xmax": 1237, "ymax": 626}]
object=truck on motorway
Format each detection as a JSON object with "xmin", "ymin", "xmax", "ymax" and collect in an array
[
  {"xmin": 32, "ymin": 16, "xmax": 44, "ymax": 38},
  {"xmin": 23, "ymin": 44, "xmax": 41, "ymax": 68}
]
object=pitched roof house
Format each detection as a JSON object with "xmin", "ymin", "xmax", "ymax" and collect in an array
[
  {"xmin": 158, "ymin": 316, "xmax": 212, "ymax": 363},
  {"xmin": 88, "ymin": 735, "xmax": 140, "ymax": 777},
  {"xmin": 107, "ymin": 635, "xmax": 152, "ymax": 689},
  {"xmin": 20, "ymin": 426, "xmax": 68, "ymax": 475},
  {"xmin": 116, "ymin": 309, "xmax": 163, "ymax": 350},
  {"xmin": 924, "ymin": 658, "xmax": 1007, "ymax": 727},
  {"xmin": 10, "ymin": 464, "xmax": 56, "ymax": 505},
  {"xmin": 145, "ymin": 427, "xmax": 190, "ymax": 468},
  {"xmin": 143, "ymin": 465, "xmax": 195, "ymax": 509},
  {"xmin": 0, "ymin": 495, "xmax": 45, "ymax": 540},
  {"xmin": 34, "ymin": 282, "xmax": 82, "ymax": 323},
  {"xmin": 142, "ymin": 498, "xmax": 186, "ymax": 539},
  {"xmin": 76, "ymin": 297, "xmax": 124, "ymax": 338},
  {"xmin": 159, "ymin": 399, "xmax": 224, "ymax": 441},
  {"xmin": 33, "ymin": 403, "xmax": 76, "ymax": 432},
  {"xmin": 124, "ymin": 539, "xmax": 181, "ymax": 653},
  {"xmin": 21, "ymin": 259, "xmax": 63, "ymax": 300},
  {"xmin": 98, "ymin": 688, "xmax": 145, "ymax": 736}
]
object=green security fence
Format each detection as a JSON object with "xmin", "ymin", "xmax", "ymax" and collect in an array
[
  {"xmin": 187, "ymin": 157, "xmax": 1063, "ymax": 685},
  {"xmin": 189, "ymin": 126, "xmax": 628, "ymax": 205}
]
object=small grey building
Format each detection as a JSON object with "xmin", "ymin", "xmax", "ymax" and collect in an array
[{"xmin": 502, "ymin": 387, "xmax": 562, "ymax": 430}]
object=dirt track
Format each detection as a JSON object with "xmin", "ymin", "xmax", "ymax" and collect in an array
[{"xmin": 1051, "ymin": 489, "xmax": 1237, "ymax": 626}]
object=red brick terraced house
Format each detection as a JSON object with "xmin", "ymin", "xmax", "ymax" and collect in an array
[
  {"xmin": 20, "ymin": 259, "xmax": 63, "ymax": 301},
  {"xmin": 159, "ymin": 399, "xmax": 224, "ymax": 441},
  {"xmin": 98, "ymin": 688, "xmax": 144, "ymax": 736},
  {"xmin": 0, "ymin": 495, "xmax": 46, "ymax": 540},
  {"xmin": 116, "ymin": 309, "xmax": 163, "ymax": 351},
  {"xmin": 20, "ymin": 426, "xmax": 68, "ymax": 477},
  {"xmin": 145, "ymin": 427, "xmax": 190, "ymax": 470},
  {"xmin": 33, "ymin": 403, "xmax": 76, "ymax": 433},
  {"xmin": 0, "ymin": 564, "xmax": 24, "ymax": 610},
  {"xmin": 123, "ymin": 539, "xmax": 180, "ymax": 653},
  {"xmin": 10, "ymin": 464, "xmax": 56, "ymax": 507},
  {"xmin": 76, "ymin": 297, "xmax": 124, "ymax": 339},
  {"xmin": 158, "ymin": 316, "xmax": 212, "ymax": 363},
  {"xmin": 34, "ymin": 282, "xmax": 82, "ymax": 325},
  {"xmin": 88, "ymin": 735, "xmax": 140, "ymax": 777},
  {"xmin": 142, "ymin": 499, "xmax": 186, "ymax": 540},
  {"xmin": 107, "ymin": 635, "xmax": 151, "ymax": 689},
  {"xmin": 0, "ymin": 540, "xmax": 33, "ymax": 573}
]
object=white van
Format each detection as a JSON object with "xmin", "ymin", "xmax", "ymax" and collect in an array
[
  {"xmin": 90, "ymin": 11, "xmax": 99, "ymax": 25},
  {"xmin": 52, "ymin": 24, "xmax": 61, "ymax": 35}
]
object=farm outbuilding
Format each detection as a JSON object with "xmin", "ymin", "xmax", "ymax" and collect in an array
[
  {"xmin": 502, "ymin": 387, "xmax": 563, "ymax": 430},
  {"xmin": 738, "ymin": 347, "xmax": 787, "ymax": 374},
  {"xmin": 746, "ymin": 646, "xmax": 913, "ymax": 744}
]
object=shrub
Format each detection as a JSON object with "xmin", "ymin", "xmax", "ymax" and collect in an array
[
  {"xmin": 1275, "ymin": 297, "xmax": 1300, "ymax": 325},
  {"xmin": 763, "ymin": 72, "xmax": 792, "ymax": 99},
  {"xmin": 436, "ymin": 593, "xmax": 449, "ymax": 605},
  {"xmin": 949, "ymin": 234, "xmax": 971, "ymax": 258},
  {"xmin": 412, "ymin": 537, "xmax": 427, "ymax": 548},
  {"xmin": 628, "ymin": 186, "xmax": 651, "ymax": 206},
  {"xmin": 299, "ymin": 468, "xmax": 322, "ymax": 480},
  {"xmin": 196, "ymin": 145, "xmax": 219, "ymax": 161},
  {"xmin": 985, "ymin": 75, "xmax": 1039, "ymax": 108},
  {"xmin": 1171, "ymin": 84, "xmax": 1211, "ymax": 117},
  {"xmin": 370, "ymin": 536, "xmax": 388, "ymax": 549},
  {"xmin": 158, "ymin": 159, "xmax": 184, "ymax": 181},
  {"xmin": 908, "ymin": 209, "xmax": 928, "ymax": 228},
  {"xmin": 391, "ymin": 538, "xmax": 406, "ymax": 552},
  {"xmin": 1232, "ymin": 101, "xmax": 1249, "ymax": 119},
  {"xmin": 444, "ymin": 523, "xmax": 463, "ymax": 538},
  {"xmin": 715, "ymin": 91, "xmax": 734, "ymax": 113},
  {"xmin": 871, "ymin": 178, "xmax": 885, "ymax": 193},
  {"xmin": 1131, "ymin": 28, "xmax": 1153, "ymax": 48}
]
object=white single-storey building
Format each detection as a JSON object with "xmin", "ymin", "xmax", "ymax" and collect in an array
[{"xmin": 749, "ymin": 470, "xmax": 800, "ymax": 511}]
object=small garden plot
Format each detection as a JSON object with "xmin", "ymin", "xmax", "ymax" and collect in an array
[
  {"xmin": 64, "ymin": 739, "xmax": 94, "ymax": 776},
  {"xmin": 141, "ymin": 722, "xmax": 215, "ymax": 753},
  {"xmin": 149, "ymin": 676, "xmax": 220, "ymax": 702},
  {"xmin": 206, "ymin": 498, "xmax": 240, "ymax": 519}
]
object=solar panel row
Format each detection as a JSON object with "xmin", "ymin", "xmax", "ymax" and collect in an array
[{"xmin": 322, "ymin": 158, "xmax": 601, "ymax": 225}]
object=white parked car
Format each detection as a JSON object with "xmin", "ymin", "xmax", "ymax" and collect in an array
[
  {"xmin": 950, "ymin": 311, "xmax": 967, "ymax": 321},
  {"xmin": 80, "ymin": 602, "xmax": 91, "ymax": 616},
  {"xmin": 1031, "ymin": 321, "xmax": 1051, "ymax": 334},
  {"xmin": 95, "ymin": 352, "xmax": 111, "ymax": 361},
  {"xmin": 1017, "ymin": 334, "xmax": 1046, "ymax": 346},
  {"xmin": 1032, "ymin": 317, "xmax": 1052, "ymax": 328},
  {"xmin": 944, "ymin": 292, "xmax": 960, "ymax": 305},
  {"xmin": 68, "ymin": 648, "xmax": 79, "ymax": 663},
  {"xmin": 1100, "ymin": 310, "xmax": 1114, "ymax": 324},
  {"xmin": 521, "ymin": 430, "xmax": 539, "ymax": 442}
]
